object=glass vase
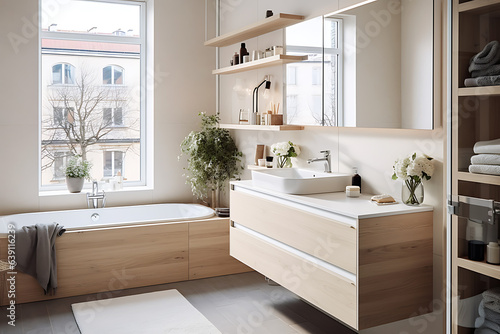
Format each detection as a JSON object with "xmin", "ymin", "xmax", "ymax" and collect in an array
[
  {"xmin": 402, "ymin": 178, "xmax": 424, "ymax": 206},
  {"xmin": 276, "ymin": 156, "xmax": 292, "ymax": 168}
]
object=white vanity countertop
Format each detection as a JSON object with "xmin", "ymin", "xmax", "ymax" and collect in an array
[{"xmin": 231, "ymin": 180, "xmax": 433, "ymax": 219}]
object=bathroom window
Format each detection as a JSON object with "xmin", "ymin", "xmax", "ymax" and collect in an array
[
  {"xmin": 40, "ymin": 0, "xmax": 147, "ymax": 190},
  {"xmin": 103, "ymin": 151, "xmax": 124, "ymax": 178},
  {"xmin": 103, "ymin": 66, "xmax": 124, "ymax": 85},
  {"xmin": 285, "ymin": 17, "xmax": 342, "ymax": 126},
  {"xmin": 103, "ymin": 108, "xmax": 124, "ymax": 127},
  {"xmin": 52, "ymin": 63, "xmax": 75, "ymax": 85}
]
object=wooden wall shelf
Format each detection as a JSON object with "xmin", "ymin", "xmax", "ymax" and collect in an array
[
  {"xmin": 457, "ymin": 257, "xmax": 500, "ymax": 280},
  {"xmin": 213, "ymin": 55, "xmax": 308, "ymax": 75},
  {"xmin": 220, "ymin": 124, "xmax": 304, "ymax": 131},
  {"xmin": 205, "ymin": 13, "xmax": 304, "ymax": 47},
  {"xmin": 457, "ymin": 171, "xmax": 500, "ymax": 185}
]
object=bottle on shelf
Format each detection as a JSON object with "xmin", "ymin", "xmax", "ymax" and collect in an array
[
  {"xmin": 239, "ymin": 43, "xmax": 249, "ymax": 64},
  {"xmin": 352, "ymin": 167, "xmax": 361, "ymax": 192},
  {"xmin": 233, "ymin": 52, "xmax": 240, "ymax": 65}
]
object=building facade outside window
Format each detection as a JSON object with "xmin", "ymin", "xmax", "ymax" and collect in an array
[{"xmin": 40, "ymin": 0, "xmax": 146, "ymax": 190}]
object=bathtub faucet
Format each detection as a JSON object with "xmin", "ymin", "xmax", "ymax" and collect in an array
[{"xmin": 87, "ymin": 181, "xmax": 106, "ymax": 209}]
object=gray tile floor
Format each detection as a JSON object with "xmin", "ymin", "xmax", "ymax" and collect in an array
[{"xmin": 0, "ymin": 272, "xmax": 355, "ymax": 334}]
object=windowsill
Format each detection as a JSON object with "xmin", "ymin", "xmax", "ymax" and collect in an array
[{"xmin": 39, "ymin": 185, "xmax": 153, "ymax": 197}]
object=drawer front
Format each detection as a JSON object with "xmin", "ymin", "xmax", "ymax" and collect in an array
[
  {"xmin": 230, "ymin": 226, "xmax": 358, "ymax": 329},
  {"xmin": 230, "ymin": 190, "xmax": 357, "ymax": 274}
]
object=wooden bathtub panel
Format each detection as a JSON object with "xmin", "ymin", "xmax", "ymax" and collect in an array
[
  {"xmin": 10, "ymin": 222, "xmax": 189, "ymax": 304},
  {"xmin": 189, "ymin": 219, "xmax": 252, "ymax": 279}
]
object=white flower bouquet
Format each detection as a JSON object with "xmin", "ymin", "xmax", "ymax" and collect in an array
[
  {"xmin": 271, "ymin": 141, "xmax": 301, "ymax": 168},
  {"xmin": 392, "ymin": 153, "xmax": 434, "ymax": 205}
]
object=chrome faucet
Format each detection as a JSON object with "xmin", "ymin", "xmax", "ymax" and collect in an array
[
  {"xmin": 87, "ymin": 181, "xmax": 106, "ymax": 208},
  {"xmin": 307, "ymin": 150, "xmax": 332, "ymax": 173}
]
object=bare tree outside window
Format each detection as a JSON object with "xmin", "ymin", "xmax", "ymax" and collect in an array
[{"xmin": 41, "ymin": 65, "xmax": 140, "ymax": 177}]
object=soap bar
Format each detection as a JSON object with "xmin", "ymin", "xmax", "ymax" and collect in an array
[{"xmin": 371, "ymin": 194, "xmax": 396, "ymax": 203}]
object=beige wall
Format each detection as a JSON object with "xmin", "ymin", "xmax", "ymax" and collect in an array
[{"xmin": 0, "ymin": 0, "xmax": 215, "ymax": 214}]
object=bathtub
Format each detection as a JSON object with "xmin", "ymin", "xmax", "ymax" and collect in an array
[
  {"xmin": 0, "ymin": 203, "xmax": 251, "ymax": 306},
  {"xmin": 0, "ymin": 203, "xmax": 215, "ymax": 235}
]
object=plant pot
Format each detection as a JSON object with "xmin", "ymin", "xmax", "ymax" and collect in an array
[{"xmin": 66, "ymin": 177, "xmax": 84, "ymax": 193}]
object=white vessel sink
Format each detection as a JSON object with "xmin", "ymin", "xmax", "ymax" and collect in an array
[{"xmin": 251, "ymin": 168, "xmax": 351, "ymax": 195}]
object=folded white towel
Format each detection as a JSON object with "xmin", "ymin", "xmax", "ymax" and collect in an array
[
  {"xmin": 469, "ymin": 165, "xmax": 500, "ymax": 176},
  {"xmin": 474, "ymin": 139, "xmax": 500, "ymax": 154},
  {"xmin": 471, "ymin": 154, "xmax": 500, "ymax": 165}
]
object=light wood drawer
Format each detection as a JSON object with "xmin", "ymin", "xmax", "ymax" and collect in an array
[
  {"xmin": 230, "ymin": 190, "xmax": 357, "ymax": 274},
  {"xmin": 230, "ymin": 226, "xmax": 358, "ymax": 329}
]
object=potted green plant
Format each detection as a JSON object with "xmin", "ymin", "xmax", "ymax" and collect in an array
[
  {"xmin": 180, "ymin": 112, "xmax": 243, "ymax": 208},
  {"xmin": 65, "ymin": 155, "xmax": 92, "ymax": 193}
]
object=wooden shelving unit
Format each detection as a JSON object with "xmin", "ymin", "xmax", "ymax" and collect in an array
[
  {"xmin": 213, "ymin": 55, "xmax": 308, "ymax": 75},
  {"xmin": 451, "ymin": 0, "xmax": 500, "ymax": 332},
  {"xmin": 205, "ymin": 13, "xmax": 304, "ymax": 47},
  {"xmin": 220, "ymin": 124, "xmax": 304, "ymax": 131}
]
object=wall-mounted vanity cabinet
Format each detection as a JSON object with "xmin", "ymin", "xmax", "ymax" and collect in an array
[{"xmin": 229, "ymin": 181, "xmax": 433, "ymax": 330}]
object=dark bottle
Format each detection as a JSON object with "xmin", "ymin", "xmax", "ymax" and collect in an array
[
  {"xmin": 239, "ymin": 43, "xmax": 248, "ymax": 64},
  {"xmin": 352, "ymin": 167, "xmax": 361, "ymax": 191},
  {"xmin": 233, "ymin": 52, "xmax": 239, "ymax": 65}
]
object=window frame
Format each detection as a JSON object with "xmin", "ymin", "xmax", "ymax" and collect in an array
[{"xmin": 39, "ymin": 0, "xmax": 148, "ymax": 191}]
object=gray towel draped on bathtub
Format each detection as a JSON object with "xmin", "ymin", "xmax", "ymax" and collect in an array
[{"xmin": 15, "ymin": 223, "xmax": 66, "ymax": 294}]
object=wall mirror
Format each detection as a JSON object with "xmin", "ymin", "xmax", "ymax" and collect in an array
[{"xmin": 285, "ymin": 0, "xmax": 437, "ymax": 129}]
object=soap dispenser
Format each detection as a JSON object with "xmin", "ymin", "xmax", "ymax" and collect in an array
[{"xmin": 352, "ymin": 167, "xmax": 361, "ymax": 191}]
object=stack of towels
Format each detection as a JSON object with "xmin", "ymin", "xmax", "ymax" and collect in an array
[
  {"xmin": 470, "ymin": 139, "xmax": 500, "ymax": 176},
  {"xmin": 465, "ymin": 41, "xmax": 500, "ymax": 87},
  {"xmin": 475, "ymin": 288, "xmax": 500, "ymax": 334}
]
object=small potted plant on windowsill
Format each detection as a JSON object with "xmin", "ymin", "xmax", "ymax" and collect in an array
[{"xmin": 65, "ymin": 155, "xmax": 92, "ymax": 193}]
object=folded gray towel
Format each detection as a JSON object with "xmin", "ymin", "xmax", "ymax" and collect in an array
[
  {"xmin": 484, "ymin": 288, "xmax": 500, "ymax": 313},
  {"xmin": 483, "ymin": 319, "xmax": 500, "ymax": 333},
  {"xmin": 471, "ymin": 41, "xmax": 500, "ymax": 65},
  {"xmin": 15, "ymin": 223, "xmax": 66, "ymax": 294},
  {"xmin": 465, "ymin": 76, "xmax": 500, "ymax": 87},
  {"xmin": 472, "ymin": 65, "xmax": 500, "ymax": 78},
  {"xmin": 485, "ymin": 308, "xmax": 500, "ymax": 323}
]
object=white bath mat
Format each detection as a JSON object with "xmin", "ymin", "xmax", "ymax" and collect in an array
[{"xmin": 71, "ymin": 289, "xmax": 221, "ymax": 334}]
